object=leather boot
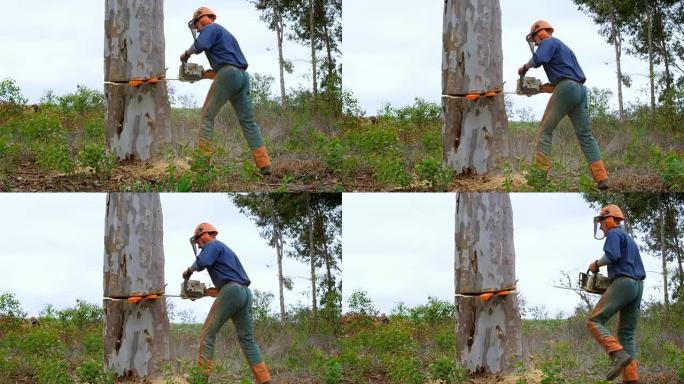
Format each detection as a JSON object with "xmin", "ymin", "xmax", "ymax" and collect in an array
[
  {"xmin": 606, "ymin": 349, "xmax": 632, "ymax": 380},
  {"xmin": 250, "ymin": 361, "xmax": 272, "ymax": 384},
  {"xmin": 251, "ymin": 146, "xmax": 272, "ymax": 175},
  {"xmin": 534, "ymin": 152, "xmax": 552, "ymax": 174},
  {"xmin": 589, "ymin": 160, "xmax": 609, "ymax": 190}
]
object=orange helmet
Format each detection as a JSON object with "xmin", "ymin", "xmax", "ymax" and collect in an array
[
  {"xmin": 526, "ymin": 20, "xmax": 554, "ymax": 42},
  {"xmin": 192, "ymin": 7, "xmax": 216, "ymax": 23},
  {"xmin": 593, "ymin": 204, "xmax": 624, "ymax": 239},
  {"xmin": 191, "ymin": 222, "xmax": 218, "ymax": 244}
]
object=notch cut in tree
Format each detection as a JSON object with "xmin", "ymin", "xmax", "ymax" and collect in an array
[
  {"xmin": 105, "ymin": 0, "xmax": 172, "ymax": 161},
  {"xmin": 454, "ymin": 193, "xmax": 521, "ymax": 373},
  {"xmin": 104, "ymin": 193, "xmax": 171, "ymax": 378},
  {"xmin": 442, "ymin": 0, "xmax": 508, "ymax": 175}
]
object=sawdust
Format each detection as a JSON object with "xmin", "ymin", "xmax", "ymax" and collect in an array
[{"xmin": 449, "ymin": 172, "xmax": 528, "ymax": 192}]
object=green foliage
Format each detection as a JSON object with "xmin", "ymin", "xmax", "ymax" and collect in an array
[
  {"xmin": 0, "ymin": 291, "xmax": 26, "ymax": 318},
  {"xmin": 383, "ymin": 354, "xmax": 424, "ymax": 384},
  {"xmin": 416, "ymin": 158, "xmax": 452, "ymax": 191},
  {"xmin": 429, "ymin": 355, "xmax": 467, "ymax": 384},
  {"xmin": 57, "ymin": 299, "xmax": 103, "ymax": 328},
  {"xmin": 76, "ymin": 359, "xmax": 114, "ymax": 384},
  {"xmin": 586, "ymin": 87, "xmax": 613, "ymax": 121},
  {"xmin": 34, "ymin": 358, "xmax": 70, "ymax": 384},
  {"xmin": 0, "ymin": 78, "xmax": 27, "ymax": 106},
  {"xmin": 323, "ymin": 358, "xmax": 343, "ymax": 384},
  {"xmin": 649, "ymin": 145, "xmax": 684, "ymax": 189},
  {"xmin": 79, "ymin": 143, "xmax": 115, "ymax": 178},
  {"xmin": 347, "ymin": 290, "xmax": 377, "ymax": 316},
  {"xmin": 251, "ymin": 289, "xmax": 275, "ymax": 322}
]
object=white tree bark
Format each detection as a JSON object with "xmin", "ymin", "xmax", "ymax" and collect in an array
[
  {"xmin": 454, "ymin": 193, "xmax": 521, "ymax": 373},
  {"xmin": 105, "ymin": 0, "xmax": 172, "ymax": 161},
  {"xmin": 442, "ymin": 0, "xmax": 508, "ymax": 175},
  {"xmin": 104, "ymin": 193, "xmax": 171, "ymax": 378}
]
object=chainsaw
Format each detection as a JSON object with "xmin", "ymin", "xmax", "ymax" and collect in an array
[
  {"xmin": 180, "ymin": 279, "xmax": 218, "ymax": 300},
  {"xmin": 579, "ymin": 270, "xmax": 610, "ymax": 295},
  {"xmin": 516, "ymin": 75, "xmax": 555, "ymax": 96}
]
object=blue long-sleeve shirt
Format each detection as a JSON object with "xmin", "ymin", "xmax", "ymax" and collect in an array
[
  {"xmin": 530, "ymin": 37, "xmax": 586, "ymax": 85},
  {"xmin": 603, "ymin": 227, "xmax": 646, "ymax": 281},
  {"xmin": 191, "ymin": 240, "xmax": 251, "ymax": 288},
  {"xmin": 190, "ymin": 23, "xmax": 248, "ymax": 71}
]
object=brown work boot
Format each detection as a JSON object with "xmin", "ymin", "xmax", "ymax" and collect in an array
[
  {"xmin": 622, "ymin": 360, "xmax": 638, "ymax": 383},
  {"xmin": 589, "ymin": 160, "xmax": 609, "ymax": 190},
  {"xmin": 198, "ymin": 138, "xmax": 214, "ymax": 158},
  {"xmin": 251, "ymin": 146, "xmax": 272, "ymax": 176},
  {"xmin": 534, "ymin": 152, "xmax": 552, "ymax": 173},
  {"xmin": 250, "ymin": 361, "xmax": 272, "ymax": 384},
  {"xmin": 607, "ymin": 350, "xmax": 632, "ymax": 380}
]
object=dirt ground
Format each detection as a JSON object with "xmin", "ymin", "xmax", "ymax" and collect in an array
[{"xmin": 2, "ymin": 159, "xmax": 670, "ymax": 193}]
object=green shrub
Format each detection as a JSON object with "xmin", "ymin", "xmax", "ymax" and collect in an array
[
  {"xmin": 79, "ymin": 144, "xmax": 114, "ymax": 178},
  {"xmin": 429, "ymin": 355, "xmax": 466, "ymax": 384},
  {"xmin": 0, "ymin": 292, "xmax": 26, "ymax": 318},
  {"xmin": 34, "ymin": 357, "xmax": 70, "ymax": 384},
  {"xmin": 383, "ymin": 354, "xmax": 424, "ymax": 384},
  {"xmin": 76, "ymin": 359, "xmax": 113, "ymax": 384},
  {"xmin": 57, "ymin": 300, "xmax": 102, "ymax": 328},
  {"xmin": 323, "ymin": 358, "xmax": 343, "ymax": 384},
  {"xmin": 416, "ymin": 158, "xmax": 452, "ymax": 191}
]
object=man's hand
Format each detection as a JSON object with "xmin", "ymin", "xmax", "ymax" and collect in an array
[
  {"xmin": 180, "ymin": 51, "xmax": 191, "ymax": 63},
  {"xmin": 518, "ymin": 64, "xmax": 529, "ymax": 77},
  {"xmin": 202, "ymin": 70, "xmax": 216, "ymax": 80},
  {"xmin": 588, "ymin": 260, "xmax": 599, "ymax": 273},
  {"xmin": 182, "ymin": 268, "xmax": 193, "ymax": 280}
]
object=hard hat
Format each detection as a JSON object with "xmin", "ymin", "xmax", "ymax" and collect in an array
[
  {"xmin": 526, "ymin": 20, "xmax": 554, "ymax": 42},
  {"xmin": 192, "ymin": 222, "xmax": 218, "ymax": 243},
  {"xmin": 593, "ymin": 204, "xmax": 624, "ymax": 239},
  {"xmin": 597, "ymin": 204, "xmax": 624, "ymax": 220},
  {"xmin": 192, "ymin": 7, "xmax": 217, "ymax": 23}
]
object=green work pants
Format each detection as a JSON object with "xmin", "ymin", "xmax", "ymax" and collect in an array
[
  {"xmin": 199, "ymin": 282, "xmax": 264, "ymax": 367},
  {"xmin": 587, "ymin": 277, "xmax": 644, "ymax": 358},
  {"xmin": 200, "ymin": 65, "xmax": 265, "ymax": 149},
  {"xmin": 536, "ymin": 79, "xmax": 602, "ymax": 164}
]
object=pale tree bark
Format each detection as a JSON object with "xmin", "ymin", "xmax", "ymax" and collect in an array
[
  {"xmin": 274, "ymin": 218, "xmax": 286, "ymax": 323},
  {"xmin": 105, "ymin": 0, "xmax": 172, "ymax": 161},
  {"xmin": 310, "ymin": 0, "xmax": 318, "ymax": 101},
  {"xmin": 442, "ymin": 0, "xmax": 508, "ymax": 175},
  {"xmin": 309, "ymin": 199, "xmax": 318, "ymax": 317},
  {"xmin": 104, "ymin": 193, "xmax": 171, "ymax": 378},
  {"xmin": 661, "ymin": 209, "xmax": 670, "ymax": 315},
  {"xmin": 610, "ymin": 7, "xmax": 625, "ymax": 123},
  {"xmin": 274, "ymin": 5, "xmax": 288, "ymax": 110},
  {"xmin": 647, "ymin": 6, "xmax": 656, "ymax": 130},
  {"xmin": 454, "ymin": 193, "xmax": 522, "ymax": 374}
]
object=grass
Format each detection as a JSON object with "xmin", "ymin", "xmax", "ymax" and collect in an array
[
  {"xmin": 0, "ymin": 292, "xmax": 338, "ymax": 383},
  {"xmin": 1, "ymin": 79, "xmax": 683, "ymax": 191}
]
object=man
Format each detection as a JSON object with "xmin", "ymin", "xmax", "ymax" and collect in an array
[
  {"xmin": 518, "ymin": 20, "xmax": 608, "ymax": 190},
  {"xmin": 183, "ymin": 223, "xmax": 272, "ymax": 384},
  {"xmin": 586, "ymin": 205, "xmax": 646, "ymax": 383},
  {"xmin": 181, "ymin": 7, "xmax": 272, "ymax": 175}
]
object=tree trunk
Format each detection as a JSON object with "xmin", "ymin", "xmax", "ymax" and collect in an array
[
  {"xmin": 275, "ymin": 6, "xmax": 287, "ymax": 110},
  {"xmin": 310, "ymin": 0, "xmax": 318, "ymax": 101},
  {"xmin": 309, "ymin": 200, "xmax": 318, "ymax": 317},
  {"xmin": 320, "ymin": 4, "xmax": 336, "ymax": 85},
  {"xmin": 454, "ymin": 193, "xmax": 522, "ymax": 374},
  {"xmin": 442, "ymin": 0, "xmax": 508, "ymax": 175},
  {"xmin": 104, "ymin": 0, "xmax": 172, "ymax": 161},
  {"xmin": 610, "ymin": 8, "xmax": 624, "ymax": 123},
  {"xmin": 661, "ymin": 209, "xmax": 670, "ymax": 314},
  {"xmin": 647, "ymin": 6, "xmax": 656, "ymax": 130},
  {"xmin": 275, "ymin": 223, "xmax": 286, "ymax": 324},
  {"xmin": 103, "ymin": 193, "xmax": 171, "ymax": 378}
]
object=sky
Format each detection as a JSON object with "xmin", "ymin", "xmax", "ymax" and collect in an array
[
  {"xmin": 342, "ymin": 193, "xmax": 665, "ymax": 318},
  {"xmin": 0, "ymin": 1, "xmax": 313, "ymax": 108},
  {"xmin": 343, "ymin": 0, "xmax": 654, "ymax": 119},
  {"xmin": 0, "ymin": 194, "xmax": 316, "ymax": 322}
]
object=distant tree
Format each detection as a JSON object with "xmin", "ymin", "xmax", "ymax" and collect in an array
[
  {"xmin": 230, "ymin": 193, "xmax": 300, "ymax": 323},
  {"xmin": 251, "ymin": 0, "xmax": 294, "ymax": 110}
]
